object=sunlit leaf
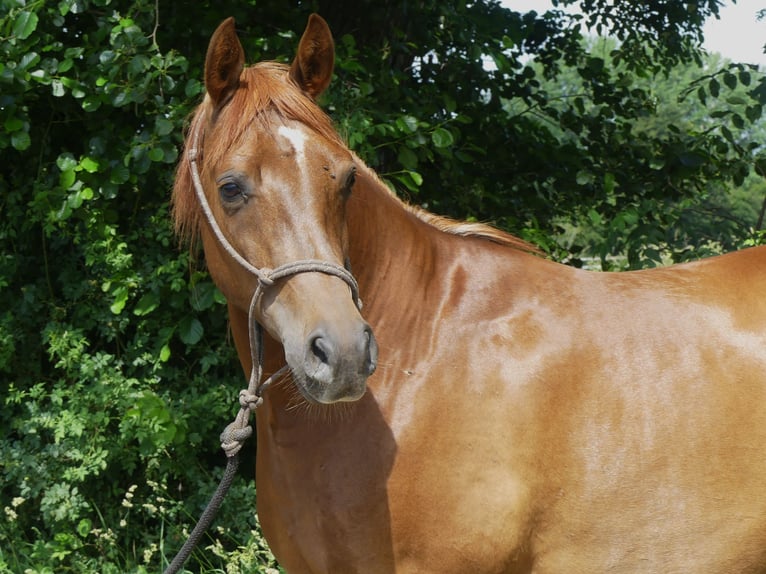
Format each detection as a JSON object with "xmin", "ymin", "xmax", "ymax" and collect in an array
[{"xmin": 13, "ymin": 11, "xmax": 38, "ymax": 40}]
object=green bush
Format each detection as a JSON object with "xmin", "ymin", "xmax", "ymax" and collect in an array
[{"xmin": 0, "ymin": 0, "xmax": 277, "ymax": 571}]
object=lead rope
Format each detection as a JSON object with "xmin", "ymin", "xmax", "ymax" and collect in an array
[{"xmin": 163, "ymin": 118, "xmax": 361, "ymax": 574}]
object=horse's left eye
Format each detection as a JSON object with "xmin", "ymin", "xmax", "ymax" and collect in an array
[{"xmin": 219, "ymin": 181, "xmax": 242, "ymax": 202}]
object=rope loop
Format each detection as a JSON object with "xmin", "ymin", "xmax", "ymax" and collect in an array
[{"xmin": 220, "ymin": 420, "xmax": 254, "ymax": 458}]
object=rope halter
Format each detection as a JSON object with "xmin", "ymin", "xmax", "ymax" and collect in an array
[{"xmin": 187, "ymin": 117, "xmax": 362, "ymax": 457}]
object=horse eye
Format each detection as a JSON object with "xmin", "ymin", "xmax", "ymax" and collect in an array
[{"xmin": 219, "ymin": 181, "xmax": 242, "ymax": 202}]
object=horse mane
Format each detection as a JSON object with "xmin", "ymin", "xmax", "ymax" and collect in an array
[
  {"xmin": 403, "ymin": 201, "xmax": 540, "ymax": 253},
  {"xmin": 173, "ymin": 61, "xmax": 540, "ymax": 255},
  {"xmin": 352, "ymin": 161, "xmax": 541, "ymax": 253}
]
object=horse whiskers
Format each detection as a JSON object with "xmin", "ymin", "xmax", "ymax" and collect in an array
[{"xmin": 262, "ymin": 367, "xmax": 359, "ymax": 424}]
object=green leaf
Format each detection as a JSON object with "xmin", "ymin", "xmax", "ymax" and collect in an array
[
  {"xmin": 184, "ymin": 78, "xmax": 202, "ymax": 98},
  {"xmin": 148, "ymin": 147, "xmax": 164, "ymax": 162},
  {"xmin": 190, "ymin": 282, "xmax": 218, "ymax": 311},
  {"xmin": 4, "ymin": 117, "xmax": 24, "ymax": 133},
  {"xmin": 746, "ymin": 105, "xmax": 762, "ymax": 123},
  {"xmin": 392, "ymin": 171, "xmax": 423, "ymax": 193},
  {"xmin": 13, "ymin": 11, "xmax": 39, "ymax": 40},
  {"xmin": 110, "ymin": 286, "xmax": 129, "ymax": 315},
  {"xmin": 58, "ymin": 59, "xmax": 74, "ymax": 73},
  {"xmin": 649, "ymin": 156, "xmax": 665, "ymax": 170},
  {"xmin": 408, "ymin": 170, "xmax": 423, "ymax": 186},
  {"xmin": 112, "ymin": 91, "xmax": 129, "ymax": 107},
  {"xmin": 396, "ymin": 115, "xmax": 419, "ymax": 134},
  {"xmin": 59, "ymin": 169, "xmax": 76, "ymax": 189},
  {"xmin": 11, "ymin": 131, "xmax": 31, "ymax": 151},
  {"xmin": 155, "ymin": 117, "xmax": 174, "ymax": 136},
  {"xmin": 696, "ymin": 85, "xmax": 707, "ymax": 106},
  {"xmin": 82, "ymin": 95, "xmax": 102, "ymax": 112},
  {"xmin": 576, "ymin": 170, "xmax": 594, "ymax": 185},
  {"xmin": 708, "ymin": 77, "xmax": 719, "ymax": 98},
  {"xmin": 51, "ymin": 79, "xmax": 65, "ymax": 97},
  {"xmin": 76, "ymin": 518, "xmax": 92, "ymax": 538},
  {"xmin": 109, "ymin": 164, "xmax": 130, "ymax": 184},
  {"xmin": 70, "ymin": 188, "xmax": 93, "ymax": 212},
  {"xmin": 397, "ymin": 146, "xmax": 418, "ymax": 170},
  {"xmin": 133, "ymin": 292, "xmax": 159, "ymax": 316},
  {"xmin": 128, "ymin": 55, "xmax": 150, "ymax": 76},
  {"xmin": 57, "ymin": 154, "xmax": 78, "ymax": 172},
  {"xmin": 18, "ymin": 52, "xmax": 40, "ymax": 71},
  {"xmin": 80, "ymin": 157, "xmax": 99, "ymax": 173},
  {"xmin": 178, "ymin": 316, "xmax": 203, "ymax": 345},
  {"xmin": 431, "ymin": 127, "xmax": 454, "ymax": 148},
  {"xmin": 29, "ymin": 68, "xmax": 49, "ymax": 83}
]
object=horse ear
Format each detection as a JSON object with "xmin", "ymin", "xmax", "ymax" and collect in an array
[
  {"xmin": 205, "ymin": 17, "xmax": 245, "ymax": 110},
  {"xmin": 289, "ymin": 13, "xmax": 335, "ymax": 99}
]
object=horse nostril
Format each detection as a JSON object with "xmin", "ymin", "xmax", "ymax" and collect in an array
[
  {"xmin": 310, "ymin": 334, "xmax": 330, "ymax": 365},
  {"xmin": 364, "ymin": 327, "xmax": 379, "ymax": 375}
]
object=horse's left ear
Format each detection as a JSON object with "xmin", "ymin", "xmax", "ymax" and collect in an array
[
  {"xmin": 290, "ymin": 14, "xmax": 334, "ymax": 99},
  {"xmin": 205, "ymin": 17, "xmax": 245, "ymax": 110}
]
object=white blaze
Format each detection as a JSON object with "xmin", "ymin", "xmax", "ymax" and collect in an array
[
  {"xmin": 277, "ymin": 124, "xmax": 307, "ymax": 161},
  {"xmin": 277, "ymin": 125, "xmax": 309, "ymax": 200}
]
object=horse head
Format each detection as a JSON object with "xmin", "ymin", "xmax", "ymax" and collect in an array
[{"xmin": 174, "ymin": 15, "xmax": 377, "ymax": 404}]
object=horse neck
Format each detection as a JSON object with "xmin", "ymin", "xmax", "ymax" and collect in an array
[{"xmin": 346, "ymin": 164, "xmax": 444, "ymax": 325}]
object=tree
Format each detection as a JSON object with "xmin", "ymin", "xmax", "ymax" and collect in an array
[
  {"xmin": 1, "ymin": 1, "xmax": 764, "ymax": 571},
  {"xmin": 308, "ymin": 0, "xmax": 766, "ymax": 267},
  {"xmin": 513, "ymin": 36, "xmax": 766, "ymax": 267}
]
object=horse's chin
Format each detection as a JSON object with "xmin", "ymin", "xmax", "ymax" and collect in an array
[{"xmin": 292, "ymin": 373, "xmax": 368, "ymax": 405}]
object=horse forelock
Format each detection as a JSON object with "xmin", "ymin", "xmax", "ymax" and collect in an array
[{"xmin": 172, "ymin": 62, "xmax": 343, "ymax": 245}]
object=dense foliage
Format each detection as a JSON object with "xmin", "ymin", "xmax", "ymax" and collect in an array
[{"xmin": 1, "ymin": 0, "xmax": 764, "ymax": 571}]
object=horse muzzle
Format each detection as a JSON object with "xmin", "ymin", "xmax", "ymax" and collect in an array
[{"xmin": 292, "ymin": 321, "xmax": 378, "ymax": 404}]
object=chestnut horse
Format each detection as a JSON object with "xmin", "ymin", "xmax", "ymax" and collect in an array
[{"xmin": 173, "ymin": 14, "xmax": 766, "ymax": 574}]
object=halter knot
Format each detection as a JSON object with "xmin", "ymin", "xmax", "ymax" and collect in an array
[
  {"xmin": 239, "ymin": 389, "xmax": 261, "ymax": 411},
  {"xmin": 257, "ymin": 268, "xmax": 275, "ymax": 287}
]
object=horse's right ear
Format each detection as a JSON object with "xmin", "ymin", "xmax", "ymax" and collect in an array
[{"xmin": 205, "ymin": 17, "xmax": 245, "ymax": 110}]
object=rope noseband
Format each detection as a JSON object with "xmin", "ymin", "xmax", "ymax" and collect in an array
[{"xmin": 163, "ymin": 118, "xmax": 362, "ymax": 574}]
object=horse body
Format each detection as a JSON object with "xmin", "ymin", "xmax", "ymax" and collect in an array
[
  {"xmin": 176, "ymin": 14, "xmax": 766, "ymax": 573},
  {"xmin": 237, "ymin": 165, "xmax": 766, "ymax": 573}
]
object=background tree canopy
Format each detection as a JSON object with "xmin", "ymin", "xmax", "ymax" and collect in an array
[{"xmin": 2, "ymin": 0, "xmax": 765, "ymax": 571}]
